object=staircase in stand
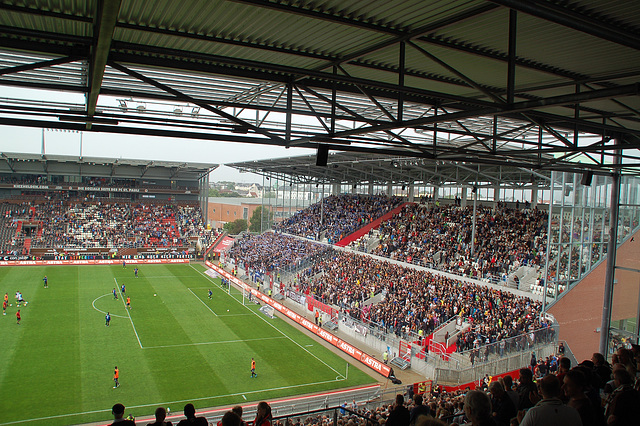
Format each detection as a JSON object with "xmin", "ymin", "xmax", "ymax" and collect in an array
[{"xmin": 23, "ymin": 238, "xmax": 31, "ymax": 255}]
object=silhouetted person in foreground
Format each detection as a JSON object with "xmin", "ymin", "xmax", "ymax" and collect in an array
[{"xmin": 176, "ymin": 403, "xmax": 207, "ymax": 426}]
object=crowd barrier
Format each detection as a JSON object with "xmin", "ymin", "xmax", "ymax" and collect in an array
[{"xmin": 204, "ymin": 261, "xmax": 391, "ymax": 378}]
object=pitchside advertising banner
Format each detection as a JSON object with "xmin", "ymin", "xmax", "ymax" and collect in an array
[
  {"xmin": 204, "ymin": 261, "xmax": 392, "ymax": 378},
  {"xmin": 0, "ymin": 258, "xmax": 190, "ymax": 266}
]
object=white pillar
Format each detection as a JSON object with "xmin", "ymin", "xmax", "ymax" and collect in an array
[
  {"xmin": 493, "ymin": 184, "xmax": 500, "ymax": 209},
  {"xmin": 408, "ymin": 182, "xmax": 415, "ymax": 202},
  {"xmin": 332, "ymin": 183, "xmax": 340, "ymax": 195},
  {"xmin": 387, "ymin": 183, "xmax": 393, "ymax": 197},
  {"xmin": 461, "ymin": 186, "xmax": 468, "ymax": 208},
  {"xmin": 531, "ymin": 182, "xmax": 538, "ymax": 208},
  {"xmin": 368, "ymin": 183, "xmax": 374, "ymax": 195}
]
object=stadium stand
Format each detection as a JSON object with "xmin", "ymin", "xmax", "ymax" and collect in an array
[
  {"xmin": 0, "ymin": 200, "xmax": 217, "ymax": 256},
  {"xmin": 275, "ymin": 194, "xmax": 403, "ymax": 244}
]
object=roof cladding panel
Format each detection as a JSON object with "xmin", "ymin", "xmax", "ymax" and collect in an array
[
  {"xmin": 116, "ymin": 0, "xmax": 392, "ymax": 67},
  {"xmin": 0, "ymin": 2, "xmax": 93, "ymax": 36},
  {"xmin": 0, "ymin": 0, "xmax": 638, "ymax": 175},
  {"xmin": 514, "ymin": 15, "xmax": 640, "ymax": 78}
]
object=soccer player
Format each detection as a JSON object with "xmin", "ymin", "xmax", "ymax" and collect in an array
[
  {"xmin": 113, "ymin": 288, "xmax": 118, "ymax": 299},
  {"xmin": 16, "ymin": 309, "xmax": 20, "ymax": 325},
  {"xmin": 105, "ymin": 312, "xmax": 111, "ymax": 326},
  {"xmin": 126, "ymin": 296, "xmax": 131, "ymax": 310},
  {"xmin": 2, "ymin": 300, "xmax": 6, "ymax": 315},
  {"xmin": 251, "ymin": 358, "xmax": 257, "ymax": 378},
  {"xmin": 113, "ymin": 366, "xmax": 120, "ymax": 388},
  {"xmin": 43, "ymin": 275, "xmax": 48, "ymax": 288},
  {"xmin": 122, "ymin": 259, "xmax": 126, "ymax": 269},
  {"xmin": 208, "ymin": 289, "xmax": 213, "ymax": 299},
  {"xmin": 3, "ymin": 292, "xmax": 8, "ymax": 307},
  {"xmin": 134, "ymin": 267, "xmax": 138, "ymax": 278},
  {"xmin": 121, "ymin": 284, "xmax": 126, "ymax": 296}
]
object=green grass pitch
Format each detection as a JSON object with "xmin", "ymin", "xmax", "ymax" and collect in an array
[{"xmin": 0, "ymin": 263, "xmax": 375, "ymax": 425}]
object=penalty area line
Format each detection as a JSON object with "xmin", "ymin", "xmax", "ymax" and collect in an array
[
  {"xmin": 188, "ymin": 287, "xmax": 218, "ymax": 317},
  {"xmin": 190, "ymin": 264, "xmax": 346, "ymax": 380},
  {"xmin": 114, "ymin": 278, "xmax": 143, "ymax": 349},
  {"xmin": 143, "ymin": 336, "xmax": 286, "ymax": 349}
]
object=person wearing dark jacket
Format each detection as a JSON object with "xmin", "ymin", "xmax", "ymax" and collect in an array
[
  {"xmin": 387, "ymin": 394, "xmax": 411, "ymax": 426},
  {"xmin": 409, "ymin": 394, "xmax": 431, "ymax": 425}
]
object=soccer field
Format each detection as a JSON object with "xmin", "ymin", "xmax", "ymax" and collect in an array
[{"xmin": 0, "ymin": 263, "xmax": 375, "ymax": 425}]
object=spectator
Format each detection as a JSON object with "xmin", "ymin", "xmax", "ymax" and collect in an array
[
  {"xmin": 516, "ymin": 369, "xmax": 537, "ymax": 411},
  {"xmin": 500, "ymin": 376, "xmax": 519, "ymax": 409},
  {"xmin": 221, "ymin": 411, "xmax": 241, "ymax": 426},
  {"xmin": 148, "ymin": 407, "xmax": 172, "ymax": 426},
  {"xmin": 462, "ymin": 390, "xmax": 497, "ymax": 426},
  {"xmin": 254, "ymin": 401, "xmax": 272, "ymax": 426},
  {"xmin": 110, "ymin": 403, "xmax": 135, "ymax": 425},
  {"xmin": 604, "ymin": 368, "xmax": 640, "ymax": 426},
  {"xmin": 387, "ymin": 394, "xmax": 410, "ymax": 426},
  {"xmin": 562, "ymin": 370, "xmax": 602, "ymax": 426},
  {"xmin": 176, "ymin": 403, "xmax": 208, "ymax": 426},
  {"xmin": 489, "ymin": 381, "xmax": 517, "ymax": 426},
  {"xmin": 409, "ymin": 394, "xmax": 430, "ymax": 425},
  {"xmin": 517, "ymin": 375, "xmax": 581, "ymax": 426}
]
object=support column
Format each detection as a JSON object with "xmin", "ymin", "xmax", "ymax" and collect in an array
[
  {"xmin": 368, "ymin": 183, "xmax": 374, "ymax": 195},
  {"xmin": 332, "ymin": 183, "xmax": 340, "ymax": 195},
  {"xmin": 351, "ymin": 184, "xmax": 357, "ymax": 194},
  {"xmin": 471, "ymin": 189, "xmax": 478, "ymax": 255},
  {"xmin": 461, "ymin": 186, "xmax": 468, "ymax": 208},
  {"xmin": 531, "ymin": 182, "xmax": 538, "ymax": 208},
  {"xmin": 600, "ymin": 171, "xmax": 621, "ymax": 356},
  {"xmin": 434, "ymin": 185, "xmax": 440, "ymax": 201},
  {"xmin": 493, "ymin": 184, "xmax": 500, "ymax": 209},
  {"xmin": 408, "ymin": 182, "xmax": 415, "ymax": 202},
  {"xmin": 387, "ymin": 183, "xmax": 393, "ymax": 197}
]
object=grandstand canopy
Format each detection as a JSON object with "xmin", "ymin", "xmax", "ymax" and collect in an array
[
  {"xmin": 0, "ymin": 152, "xmax": 217, "ymax": 180},
  {"xmin": 227, "ymin": 152, "xmax": 549, "ymax": 187},
  {"xmin": 0, "ymin": 0, "xmax": 639, "ymax": 175}
]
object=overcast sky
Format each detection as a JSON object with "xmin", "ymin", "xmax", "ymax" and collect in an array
[{"xmin": 0, "ymin": 86, "xmax": 312, "ymax": 182}]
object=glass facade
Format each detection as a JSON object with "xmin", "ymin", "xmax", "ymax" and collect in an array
[{"xmin": 545, "ymin": 172, "xmax": 640, "ymax": 355}]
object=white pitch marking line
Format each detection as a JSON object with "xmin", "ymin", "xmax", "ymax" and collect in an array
[
  {"xmin": 188, "ymin": 287, "xmax": 218, "ymax": 317},
  {"xmin": 144, "ymin": 336, "xmax": 286, "ymax": 350},
  {"xmin": 189, "ymin": 264, "xmax": 346, "ymax": 379},
  {"xmin": 91, "ymin": 294, "xmax": 128, "ymax": 318},
  {"xmin": 242, "ymin": 395, "xmax": 247, "ymax": 400},
  {"xmin": 114, "ymin": 278, "xmax": 143, "ymax": 349},
  {"xmin": 0, "ymin": 377, "xmax": 348, "ymax": 426}
]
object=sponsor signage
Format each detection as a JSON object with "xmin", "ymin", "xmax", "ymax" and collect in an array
[
  {"xmin": 205, "ymin": 261, "xmax": 391, "ymax": 377},
  {"xmin": 0, "ymin": 258, "xmax": 190, "ymax": 267},
  {"xmin": 5, "ymin": 183, "xmax": 197, "ymax": 195}
]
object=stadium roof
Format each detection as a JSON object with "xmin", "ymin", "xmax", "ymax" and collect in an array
[
  {"xmin": 228, "ymin": 152, "xmax": 550, "ymax": 187},
  {"xmin": 0, "ymin": 152, "xmax": 217, "ymax": 180},
  {"xmin": 0, "ymin": 0, "xmax": 639, "ymax": 175}
]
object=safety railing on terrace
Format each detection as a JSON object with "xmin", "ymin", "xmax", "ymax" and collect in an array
[{"xmin": 452, "ymin": 325, "xmax": 558, "ymax": 367}]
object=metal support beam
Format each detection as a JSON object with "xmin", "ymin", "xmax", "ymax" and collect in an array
[
  {"xmin": 507, "ymin": 9, "xmax": 517, "ymax": 105},
  {"xmin": 108, "ymin": 61, "xmax": 286, "ymax": 143},
  {"xmin": 398, "ymin": 41, "xmax": 405, "ymax": 122},
  {"xmin": 315, "ymin": 84, "xmax": 639, "ymax": 139},
  {"xmin": 0, "ymin": 56, "xmax": 80, "ymax": 76},
  {"xmin": 286, "ymin": 79, "xmax": 293, "ymax": 141},
  {"xmin": 488, "ymin": 0, "xmax": 640, "ymax": 51},
  {"xmin": 87, "ymin": 0, "xmax": 123, "ymax": 123}
]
